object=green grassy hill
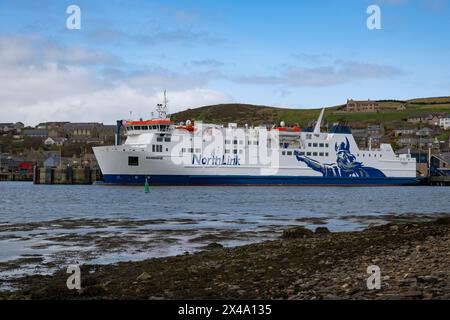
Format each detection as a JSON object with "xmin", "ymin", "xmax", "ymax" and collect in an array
[{"xmin": 171, "ymin": 97, "xmax": 450, "ymax": 129}]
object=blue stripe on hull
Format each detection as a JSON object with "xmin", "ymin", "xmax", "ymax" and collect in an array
[{"xmin": 103, "ymin": 174, "xmax": 419, "ymax": 186}]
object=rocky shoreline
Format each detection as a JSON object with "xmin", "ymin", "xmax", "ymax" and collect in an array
[{"xmin": 2, "ymin": 217, "xmax": 450, "ymax": 300}]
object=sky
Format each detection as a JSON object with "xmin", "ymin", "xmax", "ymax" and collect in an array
[{"xmin": 0, "ymin": 0, "xmax": 449, "ymax": 125}]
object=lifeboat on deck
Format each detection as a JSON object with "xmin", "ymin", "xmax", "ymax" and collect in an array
[
  {"xmin": 272, "ymin": 121, "xmax": 301, "ymax": 133},
  {"xmin": 176, "ymin": 120, "xmax": 196, "ymax": 132}
]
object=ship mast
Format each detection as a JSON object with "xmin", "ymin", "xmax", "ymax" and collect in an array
[{"xmin": 155, "ymin": 90, "xmax": 169, "ymax": 119}]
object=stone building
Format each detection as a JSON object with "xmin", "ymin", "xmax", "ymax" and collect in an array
[{"xmin": 344, "ymin": 99, "xmax": 379, "ymax": 113}]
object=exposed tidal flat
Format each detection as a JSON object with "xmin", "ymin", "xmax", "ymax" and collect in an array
[
  {"xmin": 0, "ymin": 182, "xmax": 450, "ymax": 298},
  {"xmin": 2, "ymin": 218, "xmax": 450, "ymax": 299}
]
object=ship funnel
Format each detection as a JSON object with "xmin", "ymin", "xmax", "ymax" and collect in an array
[{"xmin": 313, "ymin": 108, "xmax": 325, "ymax": 135}]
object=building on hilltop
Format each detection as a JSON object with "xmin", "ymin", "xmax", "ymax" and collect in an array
[{"xmin": 344, "ymin": 99, "xmax": 379, "ymax": 113}]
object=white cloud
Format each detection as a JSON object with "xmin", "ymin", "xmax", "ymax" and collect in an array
[
  {"xmin": 231, "ymin": 60, "xmax": 404, "ymax": 87},
  {"xmin": 0, "ymin": 35, "xmax": 232, "ymax": 125}
]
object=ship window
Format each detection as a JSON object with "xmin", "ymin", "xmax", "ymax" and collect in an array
[
  {"xmin": 308, "ymin": 143, "xmax": 312, "ymax": 147},
  {"xmin": 152, "ymin": 145, "xmax": 155, "ymax": 152},
  {"xmin": 142, "ymin": 126, "xmax": 148, "ymax": 130},
  {"xmin": 233, "ymin": 149, "xmax": 238, "ymax": 154},
  {"xmin": 313, "ymin": 143, "xmax": 318, "ymax": 147},
  {"xmin": 182, "ymin": 148, "xmax": 186, "ymax": 153},
  {"xmin": 225, "ymin": 149, "xmax": 230, "ymax": 154},
  {"xmin": 128, "ymin": 156, "xmax": 139, "ymax": 166},
  {"xmin": 319, "ymin": 152, "xmax": 324, "ymax": 156},
  {"xmin": 157, "ymin": 137, "xmax": 163, "ymax": 142},
  {"xmin": 254, "ymin": 141, "xmax": 258, "ymax": 145},
  {"xmin": 300, "ymin": 152, "xmax": 305, "ymax": 156},
  {"xmin": 233, "ymin": 140, "xmax": 238, "ymax": 144},
  {"xmin": 282, "ymin": 151, "xmax": 286, "ymax": 155},
  {"xmin": 325, "ymin": 152, "xmax": 329, "ymax": 156},
  {"xmin": 164, "ymin": 138, "xmax": 171, "ymax": 142},
  {"xmin": 225, "ymin": 140, "xmax": 230, "ymax": 144},
  {"xmin": 307, "ymin": 152, "xmax": 311, "ymax": 156},
  {"xmin": 313, "ymin": 152, "xmax": 318, "ymax": 156},
  {"xmin": 380, "ymin": 155, "xmax": 382, "ymax": 158},
  {"xmin": 325, "ymin": 143, "xmax": 329, "ymax": 148},
  {"xmin": 319, "ymin": 143, "xmax": 324, "ymax": 148},
  {"xmin": 287, "ymin": 151, "xmax": 293, "ymax": 156}
]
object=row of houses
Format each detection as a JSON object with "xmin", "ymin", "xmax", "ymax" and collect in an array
[
  {"xmin": 407, "ymin": 114, "xmax": 450, "ymax": 129},
  {"xmin": 1, "ymin": 122, "xmax": 117, "ymax": 146},
  {"xmin": 0, "ymin": 151, "xmax": 99, "ymax": 173},
  {"xmin": 0, "ymin": 122, "xmax": 25, "ymax": 132},
  {"xmin": 350, "ymin": 123, "xmax": 449, "ymax": 151}
]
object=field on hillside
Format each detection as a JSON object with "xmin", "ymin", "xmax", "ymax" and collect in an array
[{"xmin": 171, "ymin": 97, "xmax": 450, "ymax": 127}]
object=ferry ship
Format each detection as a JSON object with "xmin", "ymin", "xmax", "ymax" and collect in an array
[{"xmin": 93, "ymin": 95, "xmax": 418, "ymax": 186}]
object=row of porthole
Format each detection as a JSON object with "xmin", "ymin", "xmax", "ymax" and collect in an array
[
  {"xmin": 358, "ymin": 153, "xmax": 382, "ymax": 158},
  {"xmin": 307, "ymin": 142, "xmax": 329, "ymax": 148},
  {"xmin": 283, "ymin": 151, "xmax": 329, "ymax": 157}
]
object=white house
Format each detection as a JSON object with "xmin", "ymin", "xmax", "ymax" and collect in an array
[
  {"xmin": 440, "ymin": 116, "xmax": 450, "ymax": 130},
  {"xmin": 44, "ymin": 137, "xmax": 66, "ymax": 146}
]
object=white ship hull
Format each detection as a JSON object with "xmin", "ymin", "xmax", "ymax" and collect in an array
[{"xmin": 93, "ymin": 117, "xmax": 418, "ymax": 186}]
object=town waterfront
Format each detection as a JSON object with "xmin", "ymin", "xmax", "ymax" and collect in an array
[{"xmin": 1, "ymin": 181, "xmax": 449, "ymax": 287}]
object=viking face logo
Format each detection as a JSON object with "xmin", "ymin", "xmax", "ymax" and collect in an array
[
  {"xmin": 295, "ymin": 137, "xmax": 386, "ymax": 178},
  {"xmin": 335, "ymin": 137, "xmax": 362, "ymax": 172}
]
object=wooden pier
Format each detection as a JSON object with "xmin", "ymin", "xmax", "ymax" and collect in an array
[
  {"xmin": 428, "ymin": 176, "xmax": 450, "ymax": 186},
  {"xmin": 0, "ymin": 172, "xmax": 33, "ymax": 182},
  {"xmin": 33, "ymin": 166, "xmax": 103, "ymax": 185}
]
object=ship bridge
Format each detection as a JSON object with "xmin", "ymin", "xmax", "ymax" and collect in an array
[{"xmin": 125, "ymin": 119, "xmax": 174, "ymax": 135}]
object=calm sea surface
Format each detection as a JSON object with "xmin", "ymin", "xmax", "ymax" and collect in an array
[{"xmin": 0, "ymin": 182, "xmax": 449, "ymax": 283}]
